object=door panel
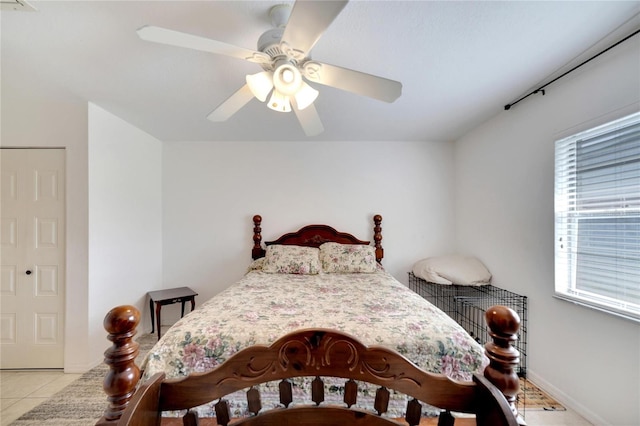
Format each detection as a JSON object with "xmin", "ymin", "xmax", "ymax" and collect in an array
[{"xmin": 1, "ymin": 148, "xmax": 66, "ymax": 368}]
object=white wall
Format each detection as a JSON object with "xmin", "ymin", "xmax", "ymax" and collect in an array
[
  {"xmin": 161, "ymin": 140, "xmax": 455, "ymax": 319},
  {"xmin": 88, "ymin": 104, "xmax": 163, "ymax": 366},
  {"xmin": 1, "ymin": 95, "xmax": 163, "ymax": 371},
  {"xmin": 1, "ymin": 90, "xmax": 90, "ymax": 372},
  {"xmin": 454, "ymin": 38, "xmax": 640, "ymax": 425}
]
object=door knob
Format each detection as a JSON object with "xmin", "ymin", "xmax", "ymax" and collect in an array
[{"xmin": 26, "ymin": 270, "xmax": 32, "ymax": 275}]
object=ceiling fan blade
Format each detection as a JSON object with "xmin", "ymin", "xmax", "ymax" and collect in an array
[
  {"xmin": 137, "ymin": 26, "xmax": 269, "ymax": 63},
  {"xmin": 207, "ymin": 84, "xmax": 255, "ymax": 122},
  {"xmin": 303, "ymin": 61, "xmax": 402, "ymax": 103},
  {"xmin": 281, "ymin": 0, "xmax": 348, "ymax": 59},
  {"xmin": 292, "ymin": 100, "xmax": 324, "ymax": 137}
]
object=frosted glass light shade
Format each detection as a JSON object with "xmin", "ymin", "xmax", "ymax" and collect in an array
[
  {"xmin": 246, "ymin": 71, "xmax": 274, "ymax": 102},
  {"xmin": 294, "ymin": 82, "xmax": 319, "ymax": 110},
  {"xmin": 273, "ymin": 63, "xmax": 302, "ymax": 96},
  {"xmin": 267, "ymin": 90, "xmax": 291, "ymax": 112}
]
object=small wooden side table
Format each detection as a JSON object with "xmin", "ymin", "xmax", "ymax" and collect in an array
[{"xmin": 148, "ymin": 287, "xmax": 198, "ymax": 340}]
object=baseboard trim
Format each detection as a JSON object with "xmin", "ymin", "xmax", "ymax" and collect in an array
[
  {"xmin": 64, "ymin": 356, "xmax": 103, "ymax": 374},
  {"xmin": 527, "ymin": 370, "xmax": 608, "ymax": 426}
]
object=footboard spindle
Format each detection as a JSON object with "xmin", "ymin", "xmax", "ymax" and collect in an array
[
  {"xmin": 96, "ymin": 305, "xmax": 141, "ymax": 425},
  {"xmin": 484, "ymin": 305, "xmax": 523, "ymax": 422}
]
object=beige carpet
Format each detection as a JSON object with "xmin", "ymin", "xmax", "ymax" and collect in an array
[
  {"xmin": 11, "ymin": 333, "xmax": 561, "ymax": 425},
  {"xmin": 518, "ymin": 377, "xmax": 566, "ymax": 412}
]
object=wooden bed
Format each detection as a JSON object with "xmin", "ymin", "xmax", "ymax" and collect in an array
[{"xmin": 97, "ymin": 215, "xmax": 523, "ymax": 426}]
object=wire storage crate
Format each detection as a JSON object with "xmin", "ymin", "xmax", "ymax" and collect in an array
[{"xmin": 408, "ymin": 272, "xmax": 528, "ymax": 377}]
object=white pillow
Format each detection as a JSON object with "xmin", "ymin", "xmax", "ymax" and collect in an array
[
  {"xmin": 412, "ymin": 259, "xmax": 453, "ymax": 284},
  {"xmin": 412, "ymin": 254, "xmax": 491, "ymax": 285}
]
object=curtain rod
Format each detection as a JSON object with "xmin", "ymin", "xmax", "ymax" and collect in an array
[{"xmin": 504, "ymin": 28, "xmax": 640, "ymax": 110}]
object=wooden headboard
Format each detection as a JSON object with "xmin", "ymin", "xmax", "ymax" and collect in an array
[{"xmin": 251, "ymin": 214, "xmax": 384, "ymax": 263}]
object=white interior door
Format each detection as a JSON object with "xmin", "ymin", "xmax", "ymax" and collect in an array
[{"xmin": 1, "ymin": 148, "xmax": 66, "ymax": 368}]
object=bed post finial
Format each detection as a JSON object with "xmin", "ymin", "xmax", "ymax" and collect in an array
[
  {"xmin": 96, "ymin": 305, "xmax": 141, "ymax": 425},
  {"xmin": 373, "ymin": 214, "xmax": 383, "ymax": 262},
  {"xmin": 484, "ymin": 305, "xmax": 523, "ymax": 423},
  {"xmin": 252, "ymin": 215, "xmax": 265, "ymax": 260}
]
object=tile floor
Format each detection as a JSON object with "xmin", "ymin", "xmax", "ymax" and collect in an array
[
  {"xmin": 0, "ymin": 370, "xmax": 594, "ymax": 426},
  {"xmin": 0, "ymin": 369, "xmax": 81, "ymax": 426},
  {"xmin": 521, "ymin": 409, "xmax": 594, "ymax": 426}
]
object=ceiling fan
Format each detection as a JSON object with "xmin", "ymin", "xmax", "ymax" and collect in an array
[{"xmin": 137, "ymin": 0, "xmax": 402, "ymax": 137}]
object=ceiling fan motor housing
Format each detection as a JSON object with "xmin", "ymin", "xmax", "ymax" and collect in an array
[
  {"xmin": 257, "ymin": 4, "xmax": 299, "ymax": 71},
  {"xmin": 257, "ymin": 28, "xmax": 285, "ymax": 62}
]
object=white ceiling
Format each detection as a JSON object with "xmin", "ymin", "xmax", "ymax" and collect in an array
[{"xmin": 2, "ymin": 1, "xmax": 639, "ymax": 142}]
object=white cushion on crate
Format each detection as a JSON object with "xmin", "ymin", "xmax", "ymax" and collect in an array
[{"xmin": 412, "ymin": 254, "xmax": 491, "ymax": 286}]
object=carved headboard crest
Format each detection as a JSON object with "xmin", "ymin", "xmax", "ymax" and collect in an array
[{"xmin": 301, "ymin": 235, "xmax": 332, "ymax": 246}]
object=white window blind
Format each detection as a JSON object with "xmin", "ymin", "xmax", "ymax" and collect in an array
[{"xmin": 554, "ymin": 111, "xmax": 640, "ymax": 322}]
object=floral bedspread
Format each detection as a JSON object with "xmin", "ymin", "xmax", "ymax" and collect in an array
[{"xmin": 141, "ymin": 267, "xmax": 487, "ymax": 417}]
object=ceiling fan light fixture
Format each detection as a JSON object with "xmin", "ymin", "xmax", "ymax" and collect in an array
[
  {"xmin": 273, "ymin": 63, "xmax": 302, "ymax": 96},
  {"xmin": 246, "ymin": 71, "xmax": 274, "ymax": 102},
  {"xmin": 267, "ymin": 90, "xmax": 291, "ymax": 112},
  {"xmin": 294, "ymin": 82, "xmax": 319, "ymax": 110}
]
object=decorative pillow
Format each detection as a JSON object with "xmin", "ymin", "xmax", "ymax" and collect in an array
[
  {"xmin": 246, "ymin": 257, "xmax": 265, "ymax": 273},
  {"xmin": 412, "ymin": 254, "xmax": 491, "ymax": 285},
  {"xmin": 261, "ymin": 245, "xmax": 321, "ymax": 274},
  {"xmin": 319, "ymin": 242, "xmax": 377, "ymax": 273}
]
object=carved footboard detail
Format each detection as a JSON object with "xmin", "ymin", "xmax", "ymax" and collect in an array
[
  {"xmin": 96, "ymin": 305, "xmax": 141, "ymax": 425},
  {"xmin": 97, "ymin": 304, "xmax": 522, "ymax": 424}
]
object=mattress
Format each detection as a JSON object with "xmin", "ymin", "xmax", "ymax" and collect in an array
[{"xmin": 141, "ymin": 264, "xmax": 488, "ymax": 417}]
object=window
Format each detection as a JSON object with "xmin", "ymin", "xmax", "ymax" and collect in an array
[{"xmin": 554, "ymin": 111, "xmax": 640, "ymax": 322}]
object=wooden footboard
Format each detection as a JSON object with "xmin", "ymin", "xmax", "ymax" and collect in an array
[{"xmin": 96, "ymin": 305, "xmax": 523, "ymax": 425}]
